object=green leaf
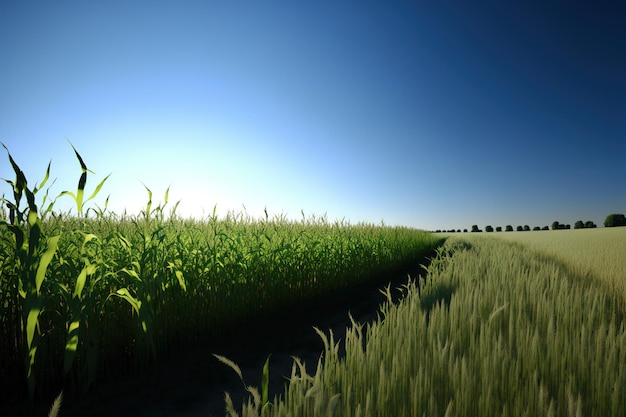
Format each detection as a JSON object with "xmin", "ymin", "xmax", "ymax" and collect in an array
[
  {"xmin": 73, "ymin": 266, "xmax": 89, "ymax": 300},
  {"xmin": 2, "ymin": 142, "xmax": 27, "ymax": 201},
  {"xmin": 63, "ymin": 320, "xmax": 80, "ymax": 375},
  {"xmin": 24, "ymin": 183, "xmax": 37, "ymax": 212},
  {"xmin": 76, "ymin": 172, "xmax": 86, "ymax": 213},
  {"xmin": 27, "ymin": 202, "xmax": 38, "ymax": 227},
  {"xmin": 36, "ymin": 235, "xmax": 60, "ymax": 294},
  {"xmin": 175, "ymin": 270, "xmax": 186, "ymax": 292},
  {"xmin": 114, "ymin": 288, "xmax": 141, "ymax": 313},
  {"xmin": 58, "ymin": 190, "xmax": 77, "ymax": 204},
  {"xmin": 68, "ymin": 141, "xmax": 88, "ymax": 173},
  {"xmin": 80, "ymin": 233, "xmax": 98, "ymax": 254},
  {"xmin": 171, "ymin": 200, "xmax": 181, "ymax": 217},
  {"xmin": 85, "ymin": 173, "xmax": 111, "ymax": 204},
  {"xmin": 66, "ymin": 141, "xmax": 98, "ymax": 215},
  {"xmin": 142, "ymin": 183, "xmax": 153, "ymax": 218},
  {"xmin": 25, "ymin": 300, "xmax": 41, "ymax": 348},
  {"xmin": 33, "ymin": 160, "xmax": 52, "ymax": 194},
  {"xmin": 28, "ymin": 221, "xmax": 41, "ymax": 260},
  {"xmin": 120, "ymin": 267, "xmax": 140, "ymax": 281}
]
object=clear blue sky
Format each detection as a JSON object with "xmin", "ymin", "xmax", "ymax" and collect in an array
[{"xmin": 1, "ymin": 1, "xmax": 624, "ymax": 230}]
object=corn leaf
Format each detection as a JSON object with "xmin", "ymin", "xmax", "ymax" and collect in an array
[
  {"xmin": 73, "ymin": 264, "xmax": 97, "ymax": 300},
  {"xmin": 25, "ymin": 302, "xmax": 41, "ymax": 348},
  {"xmin": 63, "ymin": 321, "xmax": 80, "ymax": 375},
  {"xmin": 36, "ymin": 235, "xmax": 60, "ymax": 294},
  {"xmin": 33, "ymin": 160, "xmax": 52, "ymax": 194},
  {"xmin": 84, "ymin": 173, "xmax": 111, "ymax": 204},
  {"xmin": 175, "ymin": 270, "xmax": 186, "ymax": 292},
  {"xmin": 114, "ymin": 288, "xmax": 141, "ymax": 313}
]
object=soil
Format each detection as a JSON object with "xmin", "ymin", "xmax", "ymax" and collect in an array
[{"xmin": 17, "ymin": 265, "xmax": 427, "ymax": 417}]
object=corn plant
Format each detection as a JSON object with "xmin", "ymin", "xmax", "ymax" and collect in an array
[
  {"xmin": 58, "ymin": 141, "xmax": 110, "ymax": 218},
  {"xmin": 1, "ymin": 144, "xmax": 170, "ymax": 405},
  {"xmin": 0, "ymin": 143, "xmax": 60, "ymax": 401}
]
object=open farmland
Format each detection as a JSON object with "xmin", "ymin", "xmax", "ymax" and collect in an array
[
  {"xmin": 479, "ymin": 227, "xmax": 626, "ymax": 311},
  {"xmin": 0, "ymin": 147, "xmax": 443, "ymax": 415},
  {"xmin": 1, "ymin": 146, "xmax": 624, "ymax": 416},
  {"xmin": 225, "ymin": 235, "xmax": 625, "ymax": 417}
]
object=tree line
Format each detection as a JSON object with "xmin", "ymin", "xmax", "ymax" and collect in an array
[{"xmin": 435, "ymin": 213, "xmax": 626, "ymax": 233}]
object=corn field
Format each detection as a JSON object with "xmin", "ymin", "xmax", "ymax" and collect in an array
[{"xmin": 0, "ymin": 144, "xmax": 442, "ymax": 412}]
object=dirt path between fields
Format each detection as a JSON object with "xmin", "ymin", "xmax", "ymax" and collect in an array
[{"xmin": 59, "ymin": 265, "xmax": 425, "ymax": 417}]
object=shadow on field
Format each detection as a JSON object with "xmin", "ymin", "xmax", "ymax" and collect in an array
[
  {"xmin": 420, "ymin": 282, "xmax": 457, "ymax": 324},
  {"xmin": 18, "ymin": 242, "xmax": 446, "ymax": 417},
  {"xmin": 417, "ymin": 238, "xmax": 472, "ymax": 324}
]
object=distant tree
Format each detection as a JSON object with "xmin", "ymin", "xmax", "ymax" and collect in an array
[
  {"xmin": 574, "ymin": 220, "xmax": 584, "ymax": 229},
  {"xmin": 485, "ymin": 225, "xmax": 493, "ymax": 232},
  {"xmin": 542, "ymin": 226, "xmax": 549, "ymax": 230},
  {"xmin": 551, "ymin": 221, "xmax": 560, "ymax": 230},
  {"xmin": 463, "ymin": 229, "xmax": 468, "ymax": 233},
  {"xmin": 516, "ymin": 225, "xmax": 523, "ymax": 231},
  {"xmin": 565, "ymin": 224, "xmax": 571, "ymax": 229},
  {"xmin": 523, "ymin": 225, "xmax": 530, "ymax": 231},
  {"xmin": 604, "ymin": 214, "xmax": 626, "ymax": 227},
  {"xmin": 471, "ymin": 225, "xmax": 479, "ymax": 232},
  {"xmin": 457, "ymin": 229, "xmax": 461, "ymax": 233},
  {"xmin": 505, "ymin": 225, "xmax": 513, "ymax": 232},
  {"xmin": 496, "ymin": 226, "xmax": 502, "ymax": 232},
  {"xmin": 532, "ymin": 226, "xmax": 541, "ymax": 231},
  {"xmin": 585, "ymin": 221, "xmax": 596, "ymax": 228}
]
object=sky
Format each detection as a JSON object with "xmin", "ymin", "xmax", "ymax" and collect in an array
[{"xmin": 1, "ymin": 1, "xmax": 624, "ymax": 231}]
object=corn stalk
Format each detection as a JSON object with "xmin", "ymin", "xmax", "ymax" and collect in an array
[{"xmin": 0, "ymin": 143, "xmax": 60, "ymax": 401}]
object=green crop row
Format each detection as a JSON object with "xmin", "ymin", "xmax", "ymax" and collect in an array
[
  {"xmin": 0, "ymin": 144, "xmax": 442, "ymax": 410},
  {"xmin": 224, "ymin": 236, "xmax": 625, "ymax": 417}
]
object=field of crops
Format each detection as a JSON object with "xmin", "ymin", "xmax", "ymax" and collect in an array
[
  {"xmin": 0, "ymin": 146, "xmax": 442, "ymax": 414},
  {"xmin": 220, "ymin": 233, "xmax": 625, "ymax": 417},
  {"xmin": 2, "ymin": 145, "xmax": 624, "ymax": 416},
  {"xmin": 486, "ymin": 227, "xmax": 626, "ymax": 312}
]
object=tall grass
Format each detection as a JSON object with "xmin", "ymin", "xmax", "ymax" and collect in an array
[
  {"xmin": 226, "ymin": 236, "xmax": 625, "ymax": 416},
  {"xmin": 0, "ymin": 144, "xmax": 442, "ymax": 409},
  {"xmin": 485, "ymin": 227, "xmax": 626, "ymax": 310}
]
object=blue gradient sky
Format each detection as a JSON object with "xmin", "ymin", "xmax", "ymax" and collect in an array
[{"xmin": 1, "ymin": 1, "xmax": 624, "ymax": 230}]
